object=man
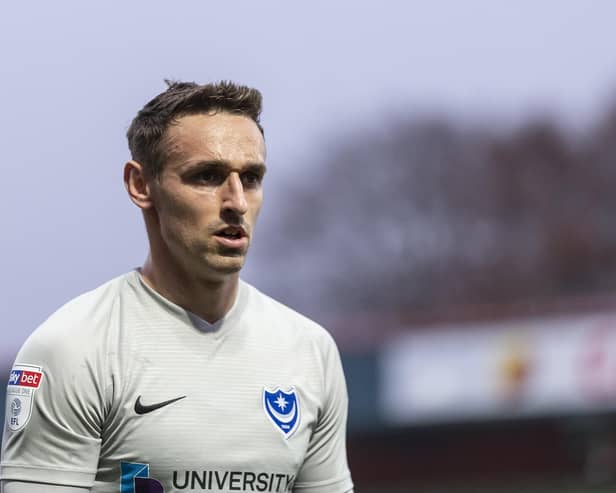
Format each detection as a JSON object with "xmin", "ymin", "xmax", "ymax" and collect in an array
[{"xmin": 1, "ymin": 81, "xmax": 353, "ymax": 493}]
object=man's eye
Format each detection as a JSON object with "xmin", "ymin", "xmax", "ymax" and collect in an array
[
  {"xmin": 241, "ymin": 172, "xmax": 262, "ymax": 187},
  {"xmin": 195, "ymin": 170, "xmax": 224, "ymax": 184},
  {"xmin": 198, "ymin": 171, "xmax": 215, "ymax": 181}
]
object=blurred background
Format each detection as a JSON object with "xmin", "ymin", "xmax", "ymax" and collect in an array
[{"xmin": 2, "ymin": 1, "xmax": 616, "ymax": 491}]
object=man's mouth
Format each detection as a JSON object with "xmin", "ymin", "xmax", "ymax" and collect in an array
[
  {"xmin": 215, "ymin": 226, "xmax": 246, "ymax": 239},
  {"xmin": 214, "ymin": 226, "xmax": 248, "ymax": 249}
]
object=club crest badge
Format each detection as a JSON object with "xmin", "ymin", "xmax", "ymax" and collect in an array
[
  {"xmin": 263, "ymin": 387, "xmax": 300, "ymax": 438},
  {"xmin": 5, "ymin": 364, "xmax": 43, "ymax": 432}
]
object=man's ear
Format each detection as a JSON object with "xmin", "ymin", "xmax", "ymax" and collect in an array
[{"xmin": 124, "ymin": 160, "xmax": 154, "ymax": 210}]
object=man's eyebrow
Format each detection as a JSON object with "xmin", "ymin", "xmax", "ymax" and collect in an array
[
  {"xmin": 244, "ymin": 163, "xmax": 267, "ymax": 176},
  {"xmin": 185, "ymin": 160, "xmax": 267, "ymax": 174}
]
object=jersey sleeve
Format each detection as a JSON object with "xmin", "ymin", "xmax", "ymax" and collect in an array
[
  {"xmin": 1, "ymin": 317, "xmax": 107, "ymax": 488},
  {"xmin": 293, "ymin": 334, "xmax": 354, "ymax": 493},
  {"xmin": 1, "ymin": 480, "xmax": 90, "ymax": 493}
]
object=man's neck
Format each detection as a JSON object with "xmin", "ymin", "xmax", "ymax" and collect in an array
[{"xmin": 139, "ymin": 255, "xmax": 239, "ymax": 324}]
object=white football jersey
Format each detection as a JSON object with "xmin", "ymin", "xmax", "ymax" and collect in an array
[{"xmin": 1, "ymin": 271, "xmax": 353, "ymax": 493}]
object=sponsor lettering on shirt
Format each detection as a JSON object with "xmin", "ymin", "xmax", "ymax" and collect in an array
[{"xmin": 8, "ymin": 369, "xmax": 43, "ymax": 388}]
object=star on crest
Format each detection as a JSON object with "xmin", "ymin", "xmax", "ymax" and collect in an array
[{"xmin": 275, "ymin": 393, "xmax": 288, "ymax": 411}]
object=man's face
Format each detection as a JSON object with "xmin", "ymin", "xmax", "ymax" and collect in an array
[{"xmin": 148, "ymin": 112, "xmax": 266, "ymax": 280}]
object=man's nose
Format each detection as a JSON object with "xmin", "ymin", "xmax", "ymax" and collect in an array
[{"xmin": 221, "ymin": 172, "xmax": 248, "ymax": 215}]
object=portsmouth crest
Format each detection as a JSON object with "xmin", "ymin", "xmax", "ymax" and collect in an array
[
  {"xmin": 263, "ymin": 387, "xmax": 300, "ymax": 438},
  {"xmin": 5, "ymin": 364, "xmax": 43, "ymax": 432}
]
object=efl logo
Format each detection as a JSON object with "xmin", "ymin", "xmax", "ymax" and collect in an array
[{"xmin": 8, "ymin": 369, "xmax": 43, "ymax": 388}]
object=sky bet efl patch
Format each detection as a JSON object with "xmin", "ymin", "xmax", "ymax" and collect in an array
[{"xmin": 6, "ymin": 364, "xmax": 43, "ymax": 432}]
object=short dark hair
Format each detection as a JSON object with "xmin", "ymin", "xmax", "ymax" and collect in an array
[{"xmin": 127, "ymin": 80, "xmax": 263, "ymax": 177}]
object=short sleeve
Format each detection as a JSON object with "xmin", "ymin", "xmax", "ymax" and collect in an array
[
  {"xmin": 293, "ymin": 335, "xmax": 354, "ymax": 493},
  {"xmin": 1, "ymin": 480, "xmax": 90, "ymax": 493},
  {"xmin": 0, "ymin": 322, "xmax": 105, "ymax": 488}
]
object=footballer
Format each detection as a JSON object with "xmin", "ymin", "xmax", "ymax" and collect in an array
[{"xmin": 0, "ymin": 81, "xmax": 353, "ymax": 493}]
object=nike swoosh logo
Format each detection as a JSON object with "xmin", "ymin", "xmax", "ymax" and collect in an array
[{"xmin": 134, "ymin": 395, "xmax": 186, "ymax": 415}]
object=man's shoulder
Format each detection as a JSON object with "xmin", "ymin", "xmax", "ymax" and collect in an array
[
  {"xmin": 23, "ymin": 272, "xmax": 133, "ymax": 348},
  {"xmin": 240, "ymin": 280, "xmax": 338, "ymax": 348}
]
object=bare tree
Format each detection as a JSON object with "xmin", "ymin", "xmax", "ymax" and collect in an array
[{"xmin": 262, "ymin": 99, "xmax": 616, "ymax": 320}]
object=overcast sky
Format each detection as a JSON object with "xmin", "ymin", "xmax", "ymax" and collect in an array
[{"xmin": 1, "ymin": 1, "xmax": 616, "ymax": 362}]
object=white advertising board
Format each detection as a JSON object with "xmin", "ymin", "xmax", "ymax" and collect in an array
[{"xmin": 380, "ymin": 312, "xmax": 616, "ymax": 424}]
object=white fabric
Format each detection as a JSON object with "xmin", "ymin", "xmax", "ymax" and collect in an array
[
  {"xmin": 1, "ymin": 480, "xmax": 89, "ymax": 492},
  {"xmin": 1, "ymin": 271, "xmax": 353, "ymax": 492}
]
